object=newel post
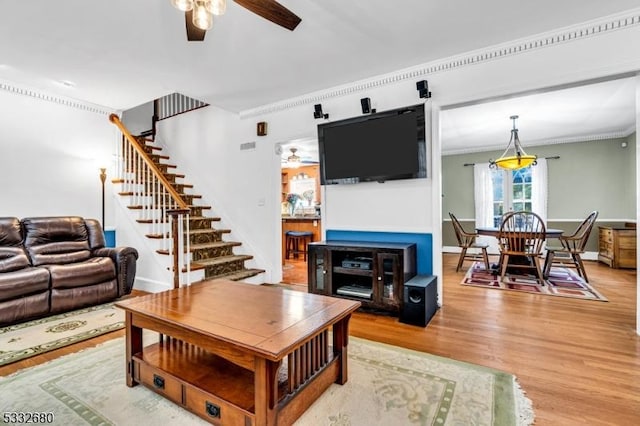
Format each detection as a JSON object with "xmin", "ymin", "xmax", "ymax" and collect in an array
[{"xmin": 167, "ymin": 209, "xmax": 191, "ymax": 288}]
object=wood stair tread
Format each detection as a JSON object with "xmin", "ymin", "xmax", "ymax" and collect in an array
[
  {"xmin": 189, "ymin": 228, "xmax": 231, "ymax": 234},
  {"xmin": 156, "ymin": 242, "xmax": 241, "ymax": 255},
  {"xmin": 136, "ymin": 216, "xmax": 221, "ymax": 224},
  {"xmin": 197, "ymin": 268, "xmax": 266, "ymax": 282},
  {"xmin": 191, "ymin": 241, "xmax": 242, "ymax": 250},
  {"xmin": 191, "ymin": 254, "xmax": 254, "ymax": 267},
  {"xmin": 118, "ymin": 191, "xmax": 199, "ymax": 197},
  {"xmin": 127, "ymin": 204, "xmax": 211, "ymax": 210},
  {"xmin": 145, "ymin": 229, "xmax": 230, "ymax": 239}
]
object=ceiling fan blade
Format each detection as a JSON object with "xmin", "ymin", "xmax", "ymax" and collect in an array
[
  {"xmin": 185, "ymin": 10, "xmax": 207, "ymax": 41},
  {"xmin": 234, "ymin": 0, "xmax": 301, "ymax": 31}
]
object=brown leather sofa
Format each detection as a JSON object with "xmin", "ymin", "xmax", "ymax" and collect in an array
[{"xmin": 0, "ymin": 216, "xmax": 138, "ymax": 326}]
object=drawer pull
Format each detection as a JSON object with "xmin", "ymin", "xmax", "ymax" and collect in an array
[
  {"xmin": 205, "ymin": 401, "xmax": 221, "ymax": 419},
  {"xmin": 153, "ymin": 374, "xmax": 165, "ymax": 389}
]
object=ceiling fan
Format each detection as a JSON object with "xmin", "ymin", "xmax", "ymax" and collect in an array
[{"xmin": 171, "ymin": 0, "xmax": 301, "ymax": 42}]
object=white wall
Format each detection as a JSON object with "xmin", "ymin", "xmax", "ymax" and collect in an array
[{"xmin": 0, "ymin": 87, "xmax": 118, "ymax": 225}]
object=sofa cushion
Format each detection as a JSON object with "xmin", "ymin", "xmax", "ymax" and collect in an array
[
  {"xmin": 85, "ymin": 218, "xmax": 106, "ymax": 250},
  {"xmin": 46, "ymin": 257, "xmax": 116, "ymax": 289},
  {"xmin": 0, "ymin": 247, "xmax": 31, "ymax": 273},
  {"xmin": 23, "ymin": 217, "xmax": 91, "ymax": 266},
  {"xmin": 0, "ymin": 217, "xmax": 23, "ymax": 247},
  {"xmin": 0, "ymin": 292, "xmax": 50, "ymax": 325},
  {"xmin": 0, "ymin": 267, "xmax": 50, "ymax": 302},
  {"xmin": 50, "ymin": 280, "xmax": 117, "ymax": 314}
]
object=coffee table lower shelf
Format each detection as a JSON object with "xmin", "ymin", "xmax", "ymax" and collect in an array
[{"xmin": 132, "ymin": 339, "xmax": 339, "ymax": 425}]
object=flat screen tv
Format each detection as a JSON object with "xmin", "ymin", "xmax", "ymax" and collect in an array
[{"xmin": 317, "ymin": 103, "xmax": 426, "ymax": 185}]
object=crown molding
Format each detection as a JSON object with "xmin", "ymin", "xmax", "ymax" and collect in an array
[
  {"xmin": 0, "ymin": 79, "xmax": 114, "ymax": 116},
  {"xmin": 443, "ymin": 130, "xmax": 635, "ymax": 156},
  {"xmin": 240, "ymin": 8, "xmax": 640, "ymax": 119}
]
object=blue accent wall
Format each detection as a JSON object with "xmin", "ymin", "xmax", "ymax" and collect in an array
[
  {"xmin": 104, "ymin": 229, "xmax": 116, "ymax": 248},
  {"xmin": 325, "ymin": 230, "xmax": 433, "ymax": 275}
]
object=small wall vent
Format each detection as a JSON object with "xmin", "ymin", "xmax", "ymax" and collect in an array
[{"xmin": 240, "ymin": 142, "xmax": 256, "ymax": 151}]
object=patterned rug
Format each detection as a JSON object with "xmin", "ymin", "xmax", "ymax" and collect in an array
[
  {"xmin": 462, "ymin": 262, "xmax": 608, "ymax": 301},
  {"xmin": 0, "ymin": 303, "xmax": 124, "ymax": 367},
  {"xmin": 0, "ymin": 336, "xmax": 534, "ymax": 425}
]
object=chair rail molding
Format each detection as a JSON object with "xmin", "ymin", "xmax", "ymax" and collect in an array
[{"xmin": 239, "ymin": 8, "xmax": 640, "ymax": 119}]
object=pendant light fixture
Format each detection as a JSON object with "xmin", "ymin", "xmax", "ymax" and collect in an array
[{"xmin": 490, "ymin": 115, "xmax": 537, "ymax": 170}]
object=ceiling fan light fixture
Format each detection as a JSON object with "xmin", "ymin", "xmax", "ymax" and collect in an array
[
  {"xmin": 490, "ymin": 115, "xmax": 537, "ymax": 170},
  {"xmin": 171, "ymin": 0, "xmax": 194, "ymax": 12},
  {"xmin": 193, "ymin": 0, "xmax": 214, "ymax": 30},
  {"xmin": 287, "ymin": 148, "xmax": 301, "ymax": 168},
  {"xmin": 206, "ymin": 0, "xmax": 227, "ymax": 15}
]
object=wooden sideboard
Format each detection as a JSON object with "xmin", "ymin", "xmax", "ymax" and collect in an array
[{"xmin": 598, "ymin": 225, "xmax": 636, "ymax": 269}]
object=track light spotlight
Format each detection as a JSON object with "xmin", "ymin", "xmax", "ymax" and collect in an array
[{"xmin": 313, "ymin": 104, "xmax": 329, "ymax": 119}]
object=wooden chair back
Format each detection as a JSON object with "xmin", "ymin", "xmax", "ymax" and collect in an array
[
  {"xmin": 561, "ymin": 211, "xmax": 598, "ymax": 253},
  {"xmin": 449, "ymin": 212, "xmax": 475, "ymax": 248},
  {"xmin": 498, "ymin": 211, "xmax": 546, "ymax": 255}
]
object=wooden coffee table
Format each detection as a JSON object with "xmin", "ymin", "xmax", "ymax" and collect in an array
[{"xmin": 115, "ymin": 279, "xmax": 361, "ymax": 425}]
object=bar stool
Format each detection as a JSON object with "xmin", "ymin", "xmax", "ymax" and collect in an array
[{"xmin": 285, "ymin": 231, "xmax": 313, "ymax": 261}]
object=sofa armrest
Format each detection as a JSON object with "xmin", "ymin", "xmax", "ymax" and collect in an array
[{"xmin": 93, "ymin": 247, "xmax": 138, "ymax": 296}]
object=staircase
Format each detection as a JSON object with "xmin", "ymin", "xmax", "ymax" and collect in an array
[{"xmin": 109, "ymin": 114, "xmax": 264, "ymax": 287}]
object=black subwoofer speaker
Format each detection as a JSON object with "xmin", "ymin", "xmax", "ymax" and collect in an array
[{"xmin": 400, "ymin": 275, "xmax": 438, "ymax": 327}]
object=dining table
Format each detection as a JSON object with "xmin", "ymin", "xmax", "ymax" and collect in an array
[
  {"xmin": 476, "ymin": 227, "xmax": 564, "ymax": 239},
  {"xmin": 475, "ymin": 226, "xmax": 564, "ymax": 275}
]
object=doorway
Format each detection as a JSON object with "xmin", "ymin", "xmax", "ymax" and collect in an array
[{"xmin": 279, "ymin": 138, "xmax": 321, "ymax": 285}]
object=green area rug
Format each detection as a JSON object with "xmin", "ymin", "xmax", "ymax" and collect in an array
[
  {"xmin": 0, "ymin": 303, "xmax": 124, "ymax": 367},
  {"xmin": 0, "ymin": 335, "xmax": 534, "ymax": 425}
]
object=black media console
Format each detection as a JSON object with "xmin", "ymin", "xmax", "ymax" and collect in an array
[{"xmin": 307, "ymin": 241, "xmax": 417, "ymax": 313}]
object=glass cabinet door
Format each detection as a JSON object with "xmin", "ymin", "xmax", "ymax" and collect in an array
[
  {"xmin": 308, "ymin": 246, "xmax": 329, "ymax": 295},
  {"xmin": 376, "ymin": 252, "xmax": 401, "ymax": 308}
]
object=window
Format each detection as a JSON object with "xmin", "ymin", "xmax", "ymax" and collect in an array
[
  {"xmin": 474, "ymin": 159, "xmax": 547, "ymax": 231},
  {"xmin": 491, "ymin": 167, "xmax": 533, "ymax": 226}
]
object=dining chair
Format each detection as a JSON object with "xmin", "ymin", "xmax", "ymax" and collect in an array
[
  {"xmin": 543, "ymin": 211, "xmax": 598, "ymax": 282},
  {"xmin": 497, "ymin": 211, "xmax": 547, "ymax": 284},
  {"xmin": 449, "ymin": 212, "xmax": 490, "ymax": 272}
]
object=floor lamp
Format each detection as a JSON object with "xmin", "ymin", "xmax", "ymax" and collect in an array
[{"xmin": 99, "ymin": 168, "xmax": 107, "ymax": 226}]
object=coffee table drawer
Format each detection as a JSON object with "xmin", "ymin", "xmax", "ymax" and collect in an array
[
  {"xmin": 184, "ymin": 385, "xmax": 254, "ymax": 426},
  {"xmin": 135, "ymin": 359, "xmax": 183, "ymax": 403}
]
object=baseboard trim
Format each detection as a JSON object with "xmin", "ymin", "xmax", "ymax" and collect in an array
[{"xmin": 132, "ymin": 277, "xmax": 172, "ymax": 293}]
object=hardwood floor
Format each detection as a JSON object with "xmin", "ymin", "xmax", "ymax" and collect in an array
[
  {"xmin": 2, "ymin": 256, "xmax": 638, "ymax": 425},
  {"xmin": 282, "ymin": 258, "xmax": 309, "ymax": 285}
]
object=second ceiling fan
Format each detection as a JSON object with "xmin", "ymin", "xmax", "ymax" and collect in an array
[{"xmin": 171, "ymin": 0, "xmax": 302, "ymax": 41}]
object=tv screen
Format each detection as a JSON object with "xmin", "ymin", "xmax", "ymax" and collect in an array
[{"xmin": 317, "ymin": 104, "xmax": 426, "ymax": 185}]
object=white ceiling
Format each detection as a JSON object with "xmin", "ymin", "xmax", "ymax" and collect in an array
[
  {"xmin": 1, "ymin": 1, "xmax": 637, "ymax": 160},
  {"xmin": 440, "ymin": 77, "xmax": 637, "ymax": 155},
  {"xmin": 1, "ymin": 0, "xmax": 639, "ymax": 114}
]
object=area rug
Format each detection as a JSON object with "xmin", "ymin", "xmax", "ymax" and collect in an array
[
  {"xmin": 462, "ymin": 262, "xmax": 608, "ymax": 301},
  {"xmin": 0, "ymin": 336, "xmax": 534, "ymax": 425},
  {"xmin": 0, "ymin": 303, "xmax": 124, "ymax": 367}
]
